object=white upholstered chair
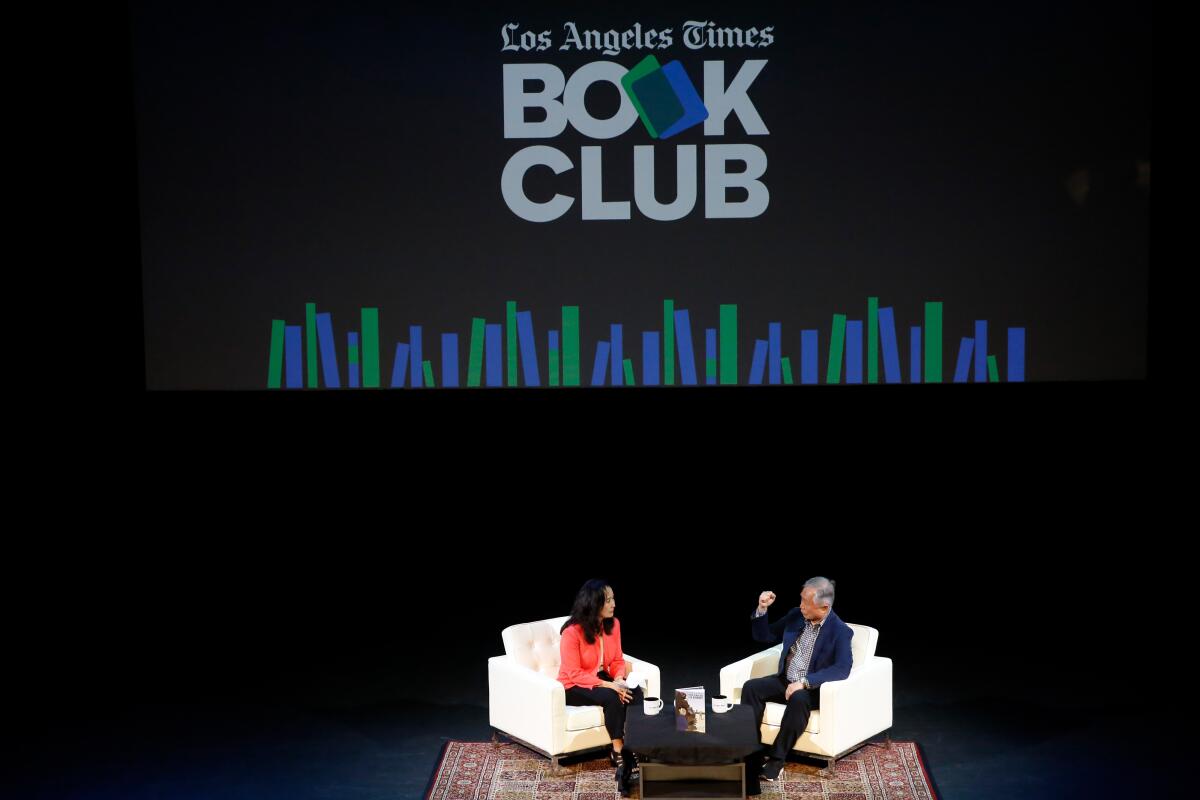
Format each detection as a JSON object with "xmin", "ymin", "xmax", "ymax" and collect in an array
[
  {"xmin": 719, "ymin": 623, "xmax": 892, "ymax": 775},
  {"xmin": 488, "ymin": 616, "xmax": 662, "ymax": 771}
]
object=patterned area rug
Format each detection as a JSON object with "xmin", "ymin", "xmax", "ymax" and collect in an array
[{"xmin": 425, "ymin": 740, "xmax": 938, "ymax": 800}]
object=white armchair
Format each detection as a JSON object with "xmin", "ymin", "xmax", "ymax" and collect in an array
[
  {"xmin": 489, "ymin": 616, "xmax": 662, "ymax": 771},
  {"xmin": 719, "ymin": 623, "xmax": 892, "ymax": 775}
]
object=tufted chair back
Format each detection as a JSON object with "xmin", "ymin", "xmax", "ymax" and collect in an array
[
  {"xmin": 847, "ymin": 623, "xmax": 878, "ymax": 672},
  {"xmin": 501, "ymin": 616, "xmax": 571, "ymax": 680}
]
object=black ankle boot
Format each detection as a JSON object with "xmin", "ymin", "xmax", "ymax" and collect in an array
[
  {"xmin": 613, "ymin": 752, "xmax": 633, "ymax": 797},
  {"xmin": 625, "ymin": 750, "xmax": 640, "ymax": 786}
]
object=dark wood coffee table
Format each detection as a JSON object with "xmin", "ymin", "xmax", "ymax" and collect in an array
[{"xmin": 625, "ymin": 703, "xmax": 763, "ymax": 799}]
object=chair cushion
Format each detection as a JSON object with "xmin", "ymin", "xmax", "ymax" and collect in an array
[
  {"xmin": 763, "ymin": 702, "xmax": 820, "ymax": 734},
  {"xmin": 564, "ymin": 704, "xmax": 606, "ymax": 731}
]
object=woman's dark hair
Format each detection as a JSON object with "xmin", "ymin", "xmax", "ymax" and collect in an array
[{"xmin": 561, "ymin": 579, "xmax": 614, "ymax": 643}]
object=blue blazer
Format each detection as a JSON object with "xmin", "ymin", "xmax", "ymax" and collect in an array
[{"xmin": 752, "ymin": 608, "xmax": 854, "ymax": 688}]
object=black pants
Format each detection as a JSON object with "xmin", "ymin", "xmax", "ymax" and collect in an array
[
  {"xmin": 740, "ymin": 674, "xmax": 820, "ymax": 760},
  {"xmin": 565, "ymin": 683, "xmax": 644, "ymax": 741}
]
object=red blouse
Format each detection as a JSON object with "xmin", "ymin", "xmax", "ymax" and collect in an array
[{"xmin": 557, "ymin": 618, "xmax": 626, "ymax": 690}]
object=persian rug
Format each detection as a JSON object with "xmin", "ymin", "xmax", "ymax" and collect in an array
[{"xmin": 425, "ymin": 740, "xmax": 938, "ymax": 799}]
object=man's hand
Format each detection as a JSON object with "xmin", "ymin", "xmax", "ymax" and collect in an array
[
  {"xmin": 758, "ymin": 591, "xmax": 777, "ymax": 613},
  {"xmin": 785, "ymin": 681, "xmax": 806, "ymax": 701}
]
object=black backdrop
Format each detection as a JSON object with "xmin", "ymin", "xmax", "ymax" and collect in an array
[{"xmin": 35, "ymin": 534, "xmax": 1153, "ymax": 717}]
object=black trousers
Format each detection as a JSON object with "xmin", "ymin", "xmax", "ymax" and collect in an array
[
  {"xmin": 564, "ymin": 684, "xmax": 644, "ymax": 741},
  {"xmin": 740, "ymin": 674, "xmax": 820, "ymax": 760}
]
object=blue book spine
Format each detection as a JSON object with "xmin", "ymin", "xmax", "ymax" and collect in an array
[
  {"xmin": 974, "ymin": 320, "xmax": 988, "ymax": 382},
  {"xmin": 442, "ymin": 333, "xmax": 459, "ymax": 388},
  {"xmin": 877, "ymin": 308, "xmax": 900, "ymax": 384},
  {"xmin": 409, "ymin": 326, "xmax": 423, "ymax": 388},
  {"xmin": 910, "ymin": 327, "xmax": 922, "ymax": 384},
  {"xmin": 485, "ymin": 324, "xmax": 503, "ymax": 387},
  {"xmin": 611, "ymin": 324, "xmax": 623, "ymax": 386},
  {"xmin": 953, "ymin": 337, "xmax": 974, "ymax": 383},
  {"xmin": 316, "ymin": 312, "xmax": 340, "ymax": 388},
  {"xmin": 768, "ymin": 323, "xmax": 781, "ymax": 385},
  {"xmin": 517, "ymin": 311, "xmax": 540, "ymax": 387},
  {"xmin": 643, "ymin": 332, "xmax": 660, "ymax": 386},
  {"xmin": 348, "ymin": 332, "xmax": 359, "ymax": 389},
  {"xmin": 591, "ymin": 341, "xmax": 611, "ymax": 386},
  {"xmin": 548, "ymin": 330, "xmax": 559, "ymax": 386},
  {"xmin": 705, "ymin": 328, "xmax": 717, "ymax": 385},
  {"xmin": 1008, "ymin": 327, "xmax": 1025, "ymax": 382},
  {"xmin": 285, "ymin": 326, "xmax": 303, "ymax": 388},
  {"xmin": 845, "ymin": 320, "xmax": 863, "ymax": 384},
  {"xmin": 391, "ymin": 343, "xmax": 410, "ymax": 388},
  {"xmin": 749, "ymin": 339, "xmax": 768, "ymax": 385},
  {"xmin": 801, "ymin": 330, "xmax": 818, "ymax": 385},
  {"xmin": 674, "ymin": 310, "xmax": 697, "ymax": 385}
]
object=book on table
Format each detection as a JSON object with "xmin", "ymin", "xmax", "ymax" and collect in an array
[{"xmin": 673, "ymin": 686, "xmax": 705, "ymax": 733}]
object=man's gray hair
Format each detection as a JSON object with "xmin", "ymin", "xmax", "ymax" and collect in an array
[{"xmin": 804, "ymin": 576, "xmax": 835, "ymax": 608}]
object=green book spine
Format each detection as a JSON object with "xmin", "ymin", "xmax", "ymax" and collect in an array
[
  {"xmin": 827, "ymin": 314, "xmax": 847, "ymax": 384},
  {"xmin": 563, "ymin": 306, "xmax": 580, "ymax": 387},
  {"xmin": 362, "ymin": 308, "xmax": 380, "ymax": 388},
  {"xmin": 305, "ymin": 303, "xmax": 318, "ymax": 388},
  {"xmin": 506, "ymin": 301, "xmax": 518, "ymax": 387},
  {"xmin": 924, "ymin": 301, "xmax": 943, "ymax": 383},
  {"xmin": 663, "ymin": 299, "xmax": 675, "ymax": 386},
  {"xmin": 867, "ymin": 296, "xmax": 879, "ymax": 384},
  {"xmin": 467, "ymin": 318, "xmax": 485, "ymax": 388},
  {"xmin": 719, "ymin": 304, "xmax": 737, "ymax": 385},
  {"xmin": 267, "ymin": 320, "xmax": 285, "ymax": 388}
]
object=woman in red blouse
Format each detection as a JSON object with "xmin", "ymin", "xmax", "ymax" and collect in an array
[{"xmin": 558, "ymin": 579, "xmax": 641, "ymax": 795}]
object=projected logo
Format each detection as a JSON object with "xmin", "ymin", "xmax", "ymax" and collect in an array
[
  {"xmin": 621, "ymin": 55, "xmax": 709, "ymax": 139},
  {"xmin": 501, "ymin": 56, "xmax": 769, "ymax": 221}
]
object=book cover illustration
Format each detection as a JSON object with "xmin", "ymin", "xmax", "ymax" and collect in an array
[{"xmin": 673, "ymin": 687, "xmax": 706, "ymax": 733}]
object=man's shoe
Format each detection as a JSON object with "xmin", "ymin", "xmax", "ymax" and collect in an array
[{"xmin": 760, "ymin": 757, "xmax": 785, "ymax": 782}]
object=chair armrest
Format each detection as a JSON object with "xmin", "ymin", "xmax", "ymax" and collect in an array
[
  {"xmin": 488, "ymin": 655, "xmax": 567, "ymax": 755},
  {"xmin": 817, "ymin": 656, "xmax": 893, "ymax": 750},
  {"xmin": 721, "ymin": 645, "xmax": 783, "ymax": 702},
  {"xmin": 623, "ymin": 653, "xmax": 661, "ymax": 699}
]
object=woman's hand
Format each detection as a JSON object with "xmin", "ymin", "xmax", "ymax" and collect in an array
[{"xmin": 602, "ymin": 681, "xmax": 634, "ymax": 704}]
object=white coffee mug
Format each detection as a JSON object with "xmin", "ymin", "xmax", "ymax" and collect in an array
[
  {"xmin": 712, "ymin": 695, "xmax": 732, "ymax": 713},
  {"xmin": 643, "ymin": 696, "xmax": 663, "ymax": 715}
]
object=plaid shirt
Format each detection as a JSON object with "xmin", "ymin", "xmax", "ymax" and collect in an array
[{"xmin": 784, "ymin": 617, "xmax": 824, "ymax": 684}]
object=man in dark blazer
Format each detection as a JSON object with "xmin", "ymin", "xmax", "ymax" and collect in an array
[{"xmin": 740, "ymin": 577, "xmax": 853, "ymax": 782}]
